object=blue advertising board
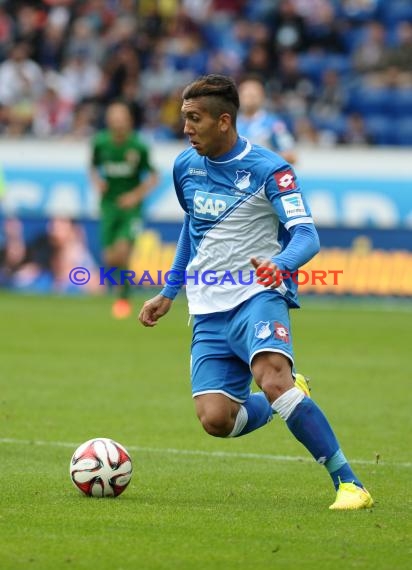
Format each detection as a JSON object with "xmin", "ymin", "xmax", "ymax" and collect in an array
[{"xmin": 1, "ymin": 164, "xmax": 412, "ymax": 229}]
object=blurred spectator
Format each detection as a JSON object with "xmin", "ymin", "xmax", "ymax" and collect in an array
[
  {"xmin": 182, "ymin": 0, "xmax": 212, "ymax": 23},
  {"xmin": 158, "ymin": 87, "xmax": 186, "ymax": 140},
  {"xmin": 47, "ymin": 217, "xmax": 101, "ymax": 293},
  {"xmin": 100, "ymin": 42, "xmax": 140, "ymax": 102},
  {"xmin": 304, "ymin": 2, "xmax": 346, "ymax": 53},
  {"xmin": 237, "ymin": 76, "xmax": 297, "ymax": 163},
  {"xmin": 0, "ymin": 217, "xmax": 26, "ymax": 286},
  {"xmin": 13, "ymin": 3, "xmax": 44, "ymax": 61},
  {"xmin": 243, "ymin": 42, "xmax": 273, "ymax": 81},
  {"xmin": 37, "ymin": 20, "xmax": 66, "ymax": 70},
  {"xmin": 66, "ymin": 101, "xmax": 99, "ymax": 138},
  {"xmin": 139, "ymin": 43, "xmax": 195, "ymax": 136},
  {"xmin": 58, "ymin": 50, "xmax": 103, "ymax": 105},
  {"xmin": 32, "ymin": 74, "xmax": 73, "ymax": 137},
  {"xmin": 0, "ymin": 216, "xmax": 100, "ymax": 293},
  {"xmin": 167, "ymin": 31, "xmax": 209, "ymax": 76},
  {"xmin": 117, "ymin": 78, "xmax": 144, "ymax": 130},
  {"xmin": 339, "ymin": 112, "xmax": 375, "ymax": 145},
  {"xmin": 45, "ymin": 1, "xmax": 72, "ymax": 32},
  {"xmin": 352, "ymin": 20, "xmax": 389, "ymax": 75},
  {"xmin": 292, "ymin": 0, "xmax": 336, "ymax": 24},
  {"xmin": 270, "ymin": 0, "xmax": 309, "ymax": 53},
  {"xmin": 293, "ymin": 116, "xmax": 320, "ymax": 145},
  {"xmin": 78, "ymin": 0, "xmax": 114, "ymax": 34},
  {"xmin": 0, "ymin": 42, "xmax": 44, "ymax": 134},
  {"xmin": 65, "ymin": 17, "xmax": 103, "ymax": 64},
  {"xmin": 272, "ymin": 50, "xmax": 315, "ymax": 118},
  {"xmin": 384, "ymin": 21, "xmax": 412, "ymax": 86},
  {"xmin": 311, "ymin": 69, "xmax": 347, "ymax": 119},
  {"xmin": 0, "ymin": 5, "xmax": 14, "ymax": 61},
  {"xmin": 205, "ymin": 19, "xmax": 250, "ymax": 74},
  {"xmin": 0, "ymin": 0, "xmax": 411, "ymax": 145},
  {"xmin": 341, "ymin": 0, "xmax": 379, "ymax": 21}
]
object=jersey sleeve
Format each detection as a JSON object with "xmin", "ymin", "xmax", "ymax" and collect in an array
[
  {"xmin": 160, "ymin": 214, "xmax": 190, "ymax": 299},
  {"xmin": 272, "ymin": 222, "xmax": 320, "ymax": 271},
  {"xmin": 173, "ymin": 161, "xmax": 189, "ymax": 214},
  {"xmin": 265, "ymin": 165, "xmax": 314, "ymax": 230}
]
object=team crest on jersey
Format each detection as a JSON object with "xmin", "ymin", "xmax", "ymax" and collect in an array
[
  {"xmin": 274, "ymin": 322, "xmax": 289, "ymax": 343},
  {"xmin": 254, "ymin": 321, "xmax": 271, "ymax": 340},
  {"xmin": 234, "ymin": 170, "xmax": 251, "ymax": 190}
]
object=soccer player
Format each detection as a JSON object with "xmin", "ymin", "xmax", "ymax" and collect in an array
[
  {"xmin": 237, "ymin": 76, "xmax": 297, "ymax": 164},
  {"xmin": 138, "ymin": 75, "xmax": 373, "ymax": 510},
  {"xmin": 91, "ymin": 101, "xmax": 158, "ymax": 318}
]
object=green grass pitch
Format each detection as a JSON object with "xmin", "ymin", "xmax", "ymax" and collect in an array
[{"xmin": 0, "ymin": 292, "xmax": 411, "ymax": 570}]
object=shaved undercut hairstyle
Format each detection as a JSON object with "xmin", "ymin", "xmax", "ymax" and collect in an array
[{"xmin": 182, "ymin": 74, "xmax": 240, "ymax": 125}]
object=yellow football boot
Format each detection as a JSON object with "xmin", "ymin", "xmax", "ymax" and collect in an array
[
  {"xmin": 294, "ymin": 373, "xmax": 311, "ymax": 397},
  {"xmin": 329, "ymin": 482, "xmax": 374, "ymax": 510}
]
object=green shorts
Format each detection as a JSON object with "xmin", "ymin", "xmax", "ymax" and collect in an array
[{"xmin": 100, "ymin": 204, "xmax": 143, "ymax": 248}]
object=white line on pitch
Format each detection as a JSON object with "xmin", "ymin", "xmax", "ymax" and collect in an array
[{"xmin": 0, "ymin": 437, "xmax": 410, "ymax": 468}]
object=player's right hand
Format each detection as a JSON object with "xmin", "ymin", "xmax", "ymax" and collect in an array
[
  {"xmin": 138, "ymin": 294, "xmax": 172, "ymax": 327},
  {"xmin": 250, "ymin": 257, "xmax": 282, "ymax": 289}
]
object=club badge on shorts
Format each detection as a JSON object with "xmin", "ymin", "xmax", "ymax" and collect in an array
[{"xmin": 254, "ymin": 321, "xmax": 271, "ymax": 340}]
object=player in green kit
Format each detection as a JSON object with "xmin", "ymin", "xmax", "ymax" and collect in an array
[{"xmin": 91, "ymin": 102, "xmax": 158, "ymax": 318}]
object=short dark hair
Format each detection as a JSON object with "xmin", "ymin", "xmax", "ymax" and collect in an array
[{"xmin": 182, "ymin": 74, "xmax": 239, "ymax": 125}]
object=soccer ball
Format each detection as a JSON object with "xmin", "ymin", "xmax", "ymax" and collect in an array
[{"xmin": 70, "ymin": 438, "xmax": 133, "ymax": 498}]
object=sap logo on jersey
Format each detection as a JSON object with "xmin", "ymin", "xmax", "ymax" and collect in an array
[{"xmin": 193, "ymin": 190, "xmax": 238, "ymax": 220}]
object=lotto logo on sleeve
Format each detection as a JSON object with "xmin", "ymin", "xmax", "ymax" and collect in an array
[
  {"xmin": 274, "ymin": 322, "xmax": 290, "ymax": 343},
  {"xmin": 281, "ymin": 193, "xmax": 307, "ymax": 218},
  {"xmin": 274, "ymin": 168, "xmax": 296, "ymax": 191}
]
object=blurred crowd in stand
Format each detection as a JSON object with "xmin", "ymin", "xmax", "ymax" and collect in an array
[{"xmin": 0, "ymin": 0, "xmax": 412, "ymax": 145}]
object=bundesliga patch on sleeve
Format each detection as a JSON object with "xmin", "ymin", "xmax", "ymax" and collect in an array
[
  {"xmin": 274, "ymin": 168, "xmax": 296, "ymax": 192},
  {"xmin": 281, "ymin": 193, "xmax": 307, "ymax": 218}
]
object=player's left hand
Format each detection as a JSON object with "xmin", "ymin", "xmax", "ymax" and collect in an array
[
  {"xmin": 117, "ymin": 190, "xmax": 142, "ymax": 209},
  {"xmin": 250, "ymin": 257, "xmax": 282, "ymax": 289}
]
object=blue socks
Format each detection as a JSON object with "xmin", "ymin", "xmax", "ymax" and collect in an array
[
  {"xmin": 229, "ymin": 388, "xmax": 363, "ymax": 491},
  {"xmin": 325, "ymin": 450, "xmax": 362, "ymax": 489},
  {"xmin": 285, "ymin": 396, "xmax": 362, "ymax": 489},
  {"xmin": 229, "ymin": 392, "xmax": 273, "ymax": 437}
]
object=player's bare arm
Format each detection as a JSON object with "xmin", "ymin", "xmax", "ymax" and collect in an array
[
  {"xmin": 117, "ymin": 171, "xmax": 159, "ymax": 209},
  {"xmin": 281, "ymin": 149, "xmax": 297, "ymax": 165},
  {"xmin": 90, "ymin": 167, "xmax": 108, "ymax": 194},
  {"xmin": 139, "ymin": 294, "xmax": 173, "ymax": 327}
]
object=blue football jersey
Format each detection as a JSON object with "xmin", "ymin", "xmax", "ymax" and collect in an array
[
  {"xmin": 172, "ymin": 137, "xmax": 314, "ymax": 314},
  {"xmin": 237, "ymin": 110, "xmax": 295, "ymax": 153}
]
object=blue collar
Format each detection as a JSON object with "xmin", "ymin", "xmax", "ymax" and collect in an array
[{"xmin": 207, "ymin": 136, "xmax": 247, "ymax": 162}]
